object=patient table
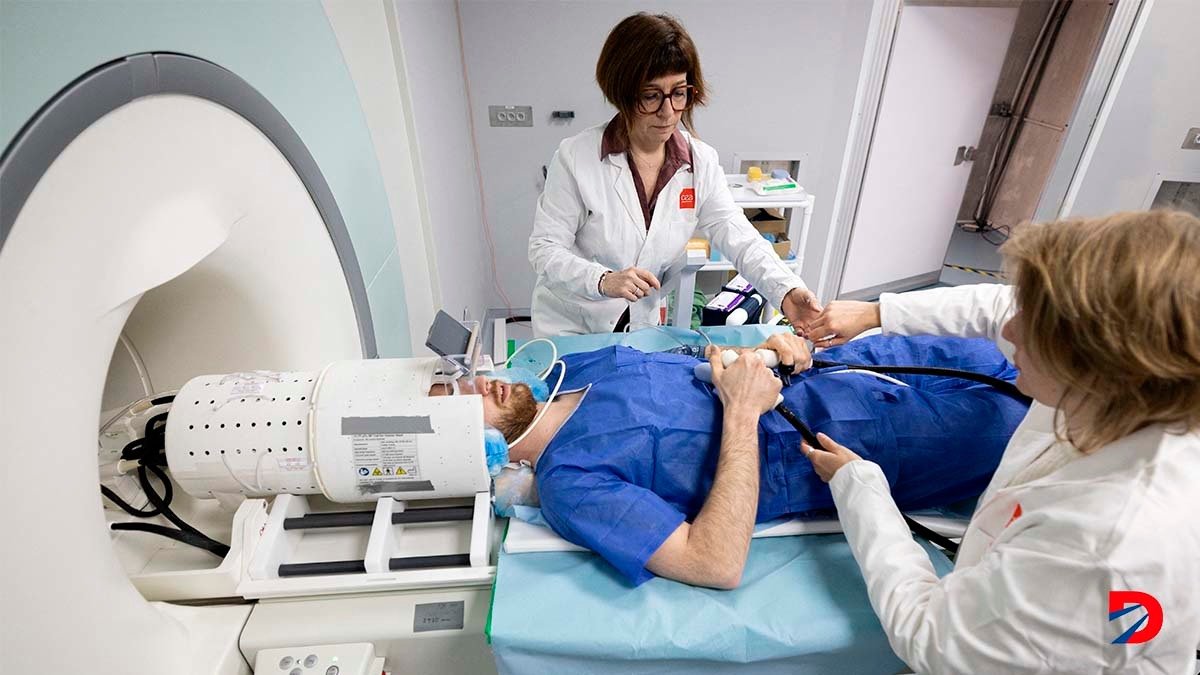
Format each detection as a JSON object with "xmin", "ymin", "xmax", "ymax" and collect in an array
[{"xmin": 487, "ymin": 326, "xmax": 961, "ymax": 674}]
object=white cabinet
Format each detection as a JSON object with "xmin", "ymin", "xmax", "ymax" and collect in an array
[{"xmin": 671, "ymin": 175, "xmax": 815, "ymax": 327}]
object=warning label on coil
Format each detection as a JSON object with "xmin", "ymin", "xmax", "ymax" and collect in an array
[{"xmin": 351, "ymin": 434, "xmax": 421, "ymax": 485}]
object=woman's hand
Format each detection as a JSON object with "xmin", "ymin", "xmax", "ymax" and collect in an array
[
  {"xmin": 756, "ymin": 332, "xmax": 813, "ymax": 373},
  {"xmin": 808, "ymin": 301, "xmax": 881, "ymax": 347},
  {"xmin": 706, "ymin": 345, "xmax": 781, "ymax": 416},
  {"xmin": 802, "ymin": 432, "xmax": 863, "ymax": 482},
  {"xmin": 601, "ymin": 266, "xmax": 661, "ymax": 302},
  {"xmin": 781, "ymin": 288, "xmax": 823, "ymax": 335}
]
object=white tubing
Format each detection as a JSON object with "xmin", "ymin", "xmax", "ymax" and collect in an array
[
  {"xmin": 119, "ymin": 331, "xmax": 154, "ymax": 398},
  {"xmin": 508, "ymin": 359, "xmax": 566, "ymax": 449},
  {"xmin": 504, "ymin": 337, "xmax": 559, "ymax": 379}
]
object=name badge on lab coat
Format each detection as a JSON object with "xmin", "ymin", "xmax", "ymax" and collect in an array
[{"xmin": 679, "ymin": 187, "xmax": 695, "ymax": 209}]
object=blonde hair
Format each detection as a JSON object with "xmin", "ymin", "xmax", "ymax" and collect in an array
[{"xmin": 1000, "ymin": 210, "xmax": 1200, "ymax": 451}]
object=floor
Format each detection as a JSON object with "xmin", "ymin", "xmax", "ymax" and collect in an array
[
  {"xmin": 938, "ymin": 226, "xmax": 1007, "ymax": 287},
  {"xmin": 891, "ymin": 226, "xmax": 1008, "ymax": 298}
]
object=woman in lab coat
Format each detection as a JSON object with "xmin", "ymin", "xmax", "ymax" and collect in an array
[
  {"xmin": 803, "ymin": 210, "xmax": 1200, "ymax": 673},
  {"xmin": 528, "ymin": 12, "xmax": 821, "ymax": 336}
]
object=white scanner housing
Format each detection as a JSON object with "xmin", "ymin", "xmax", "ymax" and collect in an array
[{"xmin": 165, "ymin": 358, "xmax": 490, "ymax": 502}]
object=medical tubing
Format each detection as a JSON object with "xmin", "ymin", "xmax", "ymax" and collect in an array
[
  {"xmin": 810, "ymin": 360, "xmax": 1031, "ymax": 404},
  {"xmin": 119, "ymin": 331, "xmax": 155, "ymax": 398},
  {"xmin": 774, "ymin": 402, "xmax": 962, "ymax": 556},
  {"xmin": 504, "ymin": 337, "xmax": 559, "ymax": 379},
  {"xmin": 100, "ymin": 484, "xmax": 162, "ymax": 519},
  {"xmin": 99, "ymin": 393, "xmax": 176, "ymax": 440},
  {"xmin": 220, "ymin": 451, "xmax": 261, "ymax": 494},
  {"xmin": 99, "ymin": 407, "xmax": 232, "ymax": 559},
  {"xmin": 508, "ymin": 359, "xmax": 567, "ymax": 449},
  {"xmin": 625, "ymin": 322, "xmax": 690, "ymax": 349},
  {"xmin": 110, "ymin": 522, "xmax": 229, "ymax": 558}
]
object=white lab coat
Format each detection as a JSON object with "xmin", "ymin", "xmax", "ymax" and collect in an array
[
  {"xmin": 528, "ymin": 123, "xmax": 804, "ymax": 336},
  {"xmin": 829, "ymin": 284, "xmax": 1200, "ymax": 674}
]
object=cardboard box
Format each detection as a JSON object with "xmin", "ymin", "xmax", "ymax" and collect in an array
[{"xmin": 746, "ymin": 208, "xmax": 787, "ymax": 236}]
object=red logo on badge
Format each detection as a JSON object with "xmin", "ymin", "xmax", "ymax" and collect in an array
[{"xmin": 679, "ymin": 188, "xmax": 695, "ymax": 209}]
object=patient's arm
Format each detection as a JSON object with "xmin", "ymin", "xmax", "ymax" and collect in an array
[
  {"xmin": 646, "ymin": 348, "xmax": 779, "ymax": 589},
  {"xmin": 646, "ymin": 405, "xmax": 760, "ymax": 589}
]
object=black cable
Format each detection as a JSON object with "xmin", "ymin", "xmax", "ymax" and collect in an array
[
  {"xmin": 100, "ymin": 406, "xmax": 231, "ymax": 559},
  {"xmin": 809, "ymin": 359, "xmax": 1031, "ymax": 404},
  {"xmin": 110, "ymin": 522, "xmax": 229, "ymax": 558},
  {"xmin": 774, "ymin": 360, "xmax": 1031, "ymax": 556},
  {"xmin": 101, "ymin": 483, "xmax": 163, "ymax": 519},
  {"xmin": 775, "ymin": 402, "xmax": 963, "ymax": 557}
]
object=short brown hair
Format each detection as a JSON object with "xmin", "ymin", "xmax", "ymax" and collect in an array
[
  {"xmin": 595, "ymin": 13, "xmax": 708, "ymax": 132},
  {"xmin": 1001, "ymin": 210, "xmax": 1200, "ymax": 451}
]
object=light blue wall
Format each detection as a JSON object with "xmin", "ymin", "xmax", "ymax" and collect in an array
[{"xmin": 0, "ymin": 0, "xmax": 410, "ymax": 356}]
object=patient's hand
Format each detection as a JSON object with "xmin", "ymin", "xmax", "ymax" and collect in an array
[
  {"xmin": 757, "ymin": 333, "xmax": 813, "ymax": 374},
  {"xmin": 706, "ymin": 345, "xmax": 781, "ymax": 416},
  {"xmin": 802, "ymin": 432, "xmax": 863, "ymax": 482},
  {"xmin": 809, "ymin": 301, "xmax": 881, "ymax": 347}
]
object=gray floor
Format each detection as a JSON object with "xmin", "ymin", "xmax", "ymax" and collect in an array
[{"xmin": 937, "ymin": 227, "xmax": 1006, "ymax": 287}]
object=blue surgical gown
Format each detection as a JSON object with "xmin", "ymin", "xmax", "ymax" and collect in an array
[{"xmin": 535, "ymin": 335, "xmax": 1028, "ymax": 586}]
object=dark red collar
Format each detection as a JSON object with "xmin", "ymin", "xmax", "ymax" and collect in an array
[{"xmin": 600, "ymin": 115, "xmax": 691, "ymax": 166}]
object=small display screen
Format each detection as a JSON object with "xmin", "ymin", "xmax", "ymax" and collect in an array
[{"xmin": 425, "ymin": 310, "xmax": 472, "ymax": 358}]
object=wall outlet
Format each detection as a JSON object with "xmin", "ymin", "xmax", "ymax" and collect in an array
[
  {"xmin": 1182, "ymin": 127, "xmax": 1200, "ymax": 150},
  {"xmin": 489, "ymin": 105, "xmax": 533, "ymax": 127}
]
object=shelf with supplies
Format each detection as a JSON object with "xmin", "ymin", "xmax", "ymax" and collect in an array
[{"xmin": 671, "ymin": 175, "xmax": 815, "ymax": 328}]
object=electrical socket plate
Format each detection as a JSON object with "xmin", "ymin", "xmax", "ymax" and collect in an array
[
  {"xmin": 489, "ymin": 105, "xmax": 533, "ymax": 127},
  {"xmin": 1182, "ymin": 127, "xmax": 1200, "ymax": 150}
]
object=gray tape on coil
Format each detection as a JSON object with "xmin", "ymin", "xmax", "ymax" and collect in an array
[
  {"xmin": 362, "ymin": 480, "xmax": 436, "ymax": 493},
  {"xmin": 341, "ymin": 416, "xmax": 434, "ymax": 435}
]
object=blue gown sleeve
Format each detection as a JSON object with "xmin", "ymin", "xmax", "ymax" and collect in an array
[{"xmin": 538, "ymin": 464, "xmax": 686, "ymax": 586}]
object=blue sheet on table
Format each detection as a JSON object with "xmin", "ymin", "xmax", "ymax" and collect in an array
[{"xmin": 490, "ymin": 534, "xmax": 953, "ymax": 674}]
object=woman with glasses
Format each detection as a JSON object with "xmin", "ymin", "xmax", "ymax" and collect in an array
[{"xmin": 528, "ymin": 12, "xmax": 822, "ymax": 336}]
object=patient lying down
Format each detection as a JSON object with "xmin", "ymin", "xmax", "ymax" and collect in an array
[{"xmin": 432, "ymin": 333, "xmax": 1028, "ymax": 589}]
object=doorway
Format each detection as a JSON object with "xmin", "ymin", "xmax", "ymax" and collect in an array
[{"xmin": 832, "ymin": 0, "xmax": 1127, "ymax": 299}]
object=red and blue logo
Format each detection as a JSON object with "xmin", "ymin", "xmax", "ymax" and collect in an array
[{"xmin": 1108, "ymin": 591, "xmax": 1163, "ymax": 644}]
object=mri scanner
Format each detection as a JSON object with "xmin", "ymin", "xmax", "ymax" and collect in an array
[{"xmin": 0, "ymin": 53, "xmax": 498, "ymax": 674}]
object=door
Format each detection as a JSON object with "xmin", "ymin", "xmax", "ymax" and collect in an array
[{"xmin": 839, "ymin": 3, "xmax": 1018, "ymax": 298}]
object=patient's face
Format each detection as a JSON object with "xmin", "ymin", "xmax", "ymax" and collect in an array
[{"xmin": 431, "ymin": 376, "xmax": 538, "ymax": 443}]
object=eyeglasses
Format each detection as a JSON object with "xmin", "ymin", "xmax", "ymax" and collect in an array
[{"xmin": 637, "ymin": 85, "xmax": 695, "ymax": 115}]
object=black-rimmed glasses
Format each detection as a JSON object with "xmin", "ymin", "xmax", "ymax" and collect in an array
[{"xmin": 637, "ymin": 85, "xmax": 695, "ymax": 115}]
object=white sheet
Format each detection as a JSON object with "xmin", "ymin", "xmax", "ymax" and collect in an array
[{"xmin": 504, "ymin": 513, "xmax": 967, "ymax": 554}]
